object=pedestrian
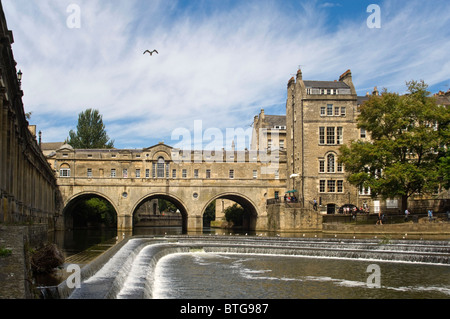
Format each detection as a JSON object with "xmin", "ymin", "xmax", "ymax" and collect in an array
[
  {"xmin": 376, "ymin": 211, "xmax": 383, "ymax": 225},
  {"xmin": 404, "ymin": 209, "xmax": 410, "ymax": 222},
  {"xmin": 428, "ymin": 210, "xmax": 433, "ymax": 222},
  {"xmin": 313, "ymin": 199, "xmax": 318, "ymax": 211}
]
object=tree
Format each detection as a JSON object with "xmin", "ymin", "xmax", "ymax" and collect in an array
[
  {"xmin": 224, "ymin": 203, "xmax": 248, "ymax": 227},
  {"xmin": 67, "ymin": 108, "xmax": 114, "ymax": 149},
  {"xmin": 339, "ymin": 80, "xmax": 449, "ymax": 212},
  {"xmin": 73, "ymin": 197, "xmax": 117, "ymax": 228}
]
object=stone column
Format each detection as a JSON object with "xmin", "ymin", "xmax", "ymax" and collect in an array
[
  {"xmin": 186, "ymin": 214, "xmax": 203, "ymax": 234},
  {"xmin": 117, "ymin": 214, "xmax": 133, "ymax": 232}
]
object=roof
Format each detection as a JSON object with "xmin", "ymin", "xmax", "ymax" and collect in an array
[
  {"xmin": 303, "ymin": 81, "xmax": 350, "ymax": 89},
  {"xmin": 264, "ymin": 115, "xmax": 286, "ymax": 127},
  {"xmin": 357, "ymin": 96, "xmax": 370, "ymax": 105},
  {"xmin": 40, "ymin": 142, "xmax": 64, "ymax": 151}
]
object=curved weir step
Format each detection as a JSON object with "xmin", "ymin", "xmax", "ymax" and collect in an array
[{"xmin": 62, "ymin": 236, "xmax": 450, "ymax": 299}]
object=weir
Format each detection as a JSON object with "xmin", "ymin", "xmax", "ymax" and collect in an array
[{"xmin": 52, "ymin": 235, "xmax": 450, "ymax": 299}]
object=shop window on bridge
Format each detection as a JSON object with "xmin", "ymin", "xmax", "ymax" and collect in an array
[
  {"xmin": 153, "ymin": 157, "xmax": 169, "ymax": 178},
  {"xmin": 60, "ymin": 164, "xmax": 71, "ymax": 177}
]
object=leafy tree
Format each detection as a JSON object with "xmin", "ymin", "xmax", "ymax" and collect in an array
[
  {"xmin": 203, "ymin": 201, "xmax": 216, "ymax": 226},
  {"xmin": 158, "ymin": 199, "xmax": 178, "ymax": 213},
  {"xmin": 224, "ymin": 203, "xmax": 248, "ymax": 227},
  {"xmin": 73, "ymin": 197, "xmax": 117, "ymax": 228},
  {"xmin": 339, "ymin": 80, "xmax": 449, "ymax": 212},
  {"xmin": 67, "ymin": 108, "xmax": 114, "ymax": 149}
]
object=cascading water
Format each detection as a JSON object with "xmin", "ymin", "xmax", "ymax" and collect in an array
[{"xmin": 63, "ymin": 236, "xmax": 450, "ymax": 299}]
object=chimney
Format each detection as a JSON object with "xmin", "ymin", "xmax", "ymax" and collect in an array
[
  {"xmin": 339, "ymin": 69, "xmax": 352, "ymax": 82},
  {"xmin": 296, "ymin": 69, "xmax": 302, "ymax": 81},
  {"xmin": 260, "ymin": 109, "xmax": 265, "ymax": 121},
  {"xmin": 372, "ymin": 86, "xmax": 379, "ymax": 96}
]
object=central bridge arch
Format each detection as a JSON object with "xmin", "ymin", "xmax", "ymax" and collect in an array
[{"xmin": 132, "ymin": 193, "xmax": 189, "ymax": 232}]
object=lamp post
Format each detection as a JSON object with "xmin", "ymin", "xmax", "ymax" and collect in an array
[{"xmin": 17, "ymin": 69, "xmax": 22, "ymax": 86}]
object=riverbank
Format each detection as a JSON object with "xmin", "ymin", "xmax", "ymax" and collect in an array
[
  {"xmin": 0, "ymin": 225, "xmax": 49, "ymax": 299},
  {"xmin": 323, "ymin": 222, "xmax": 450, "ymax": 239}
]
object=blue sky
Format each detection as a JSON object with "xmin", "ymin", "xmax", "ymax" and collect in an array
[{"xmin": 2, "ymin": 0, "xmax": 450, "ymax": 149}]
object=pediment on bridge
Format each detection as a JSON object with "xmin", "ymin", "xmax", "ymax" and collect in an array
[
  {"xmin": 143, "ymin": 142, "xmax": 175, "ymax": 161},
  {"xmin": 143, "ymin": 142, "xmax": 173, "ymax": 152},
  {"xmin": 57, "ymin": 143, "xmax": 74, "ymax": 152}
]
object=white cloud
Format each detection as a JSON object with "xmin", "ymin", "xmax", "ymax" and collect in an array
[{"xmin": 2, "ymin": 0, "xmax": 449, "ymax": 149}]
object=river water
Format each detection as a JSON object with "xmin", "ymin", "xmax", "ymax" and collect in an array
[
  {"xmin": 153, "ymin": 252, "xmax": 450, "ymax": 299},
  {"xmin": 49, "ymin": 227, "xmax": 450, "ymax": 299}
]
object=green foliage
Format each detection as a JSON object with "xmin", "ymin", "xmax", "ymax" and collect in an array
[
  {"xmin": 73, "ymin": 197, "xmax": 117, "ymax": 228},
  {"xmin": 203, "ymin": 201, "xmax": 216, "ymax": 226},
  {"xmin": 67, "ymin": 108, "xmax": 114, "ymax": 149},
  {"xmin": 339, "ymin": 80, "xmax": 449, "ymax": 210},
  {"xmin": 224, "ymin": 203, "xmax": 248, "ymax": 227},
  {"xmin": 158, "ymin": 199, "xmax": 178, "ymax": 213},
  {"xmin": 0, "ymin": 246, "xmax": 12, "ymax": 257}
]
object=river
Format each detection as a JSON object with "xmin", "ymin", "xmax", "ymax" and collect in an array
[
  {"xmin": 153, "ymin": 252, "xmax": 450, "ymax": 299},
  {"xmin": 47, "ymin": 227, "xmax": 450, "ymax": 300}
]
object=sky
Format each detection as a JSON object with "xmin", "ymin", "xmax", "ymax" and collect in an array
[{"xmin": 2, "ymin": 0, "xmax": 450, "ymax": 150}]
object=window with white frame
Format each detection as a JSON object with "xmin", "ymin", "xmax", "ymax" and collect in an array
[
  {"xmin": 327, "ymin": 127, "xmax": 335, "ymax": 145},
  {"xmin": 327, "ymin": 154, "xmax": 335, "ymax": 173},
  {"xmin": 327, "ymin": 104, "xmax": 333, "ymax": 116},
  {"xmin": 337, "ymin": 127, "xmax": 343, "ymax": 145},
  {"xmin": 60, "ymin": 164, "xmax": 71, "ymax": 177},
  {"xmin": 319, "ymin": 160, "xmax": 325, "ymax": 173}
]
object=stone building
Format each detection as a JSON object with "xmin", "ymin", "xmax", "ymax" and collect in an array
[
  {"xmin": 285, "ymin": 69, "xmax": 365, "ymax": 214},
  {"xmin": 0, "ymin": 5, "xmax": 61, "ymax": 226},
  {"xmin": 251, "ymin": 109, "xmax": 287, "ymax": 152}
]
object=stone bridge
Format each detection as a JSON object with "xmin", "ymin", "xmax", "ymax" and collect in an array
[{"xmin": 51, "ymin": 143, "xmax": 287, "ymax": 233}]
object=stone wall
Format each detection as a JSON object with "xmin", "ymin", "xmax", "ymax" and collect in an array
[
  {"xmin": 0, "ymin": 225, "xmax": 49, "ymax": 299},
  {"xmin": 267, "ymin": 203, "xmax": 323, "ymax": 232}
]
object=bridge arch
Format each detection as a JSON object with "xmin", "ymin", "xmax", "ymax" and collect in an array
[
  {"xmin": 131, "ymin": 193, "xmax": 189, "ymax": 232},
  {"xmin": 62, "ymin": 191, "xmax": 119, "ymax": 230},
  {"xmin": 202, "ymin": 192, "xmax": 260, "ymax": 231}
]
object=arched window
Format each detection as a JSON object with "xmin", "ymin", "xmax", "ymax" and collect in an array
[
  {"xmin": 157, "ymin": 157, "xmax": 165, "ymax": 178},
  {"xmin": 327, "ymin": 154, "xmax": 335, "ymax": 173},
  {"xmin": 60, "ymin": 163, "xmax": 71, "ymax": 177}
]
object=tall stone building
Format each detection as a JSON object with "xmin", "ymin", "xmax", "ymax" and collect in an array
[
  {"xmin": 285, "ymin": 69, "xmax": 362, "ymax": 214},
  {"xmin": 251, "ymin": 109, "xmax": 287, "ymax": 152}
]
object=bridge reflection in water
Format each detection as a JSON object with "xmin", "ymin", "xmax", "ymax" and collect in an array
[{"xmin": 46, "ymin": 232, "xmax": 450, "ymax": 300}]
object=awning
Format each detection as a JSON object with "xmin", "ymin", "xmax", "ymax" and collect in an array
[{"xmin": 285, "ymin": 190, "xmax": 297, "ymax": 193}]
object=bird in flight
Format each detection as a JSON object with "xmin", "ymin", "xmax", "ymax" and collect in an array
[{"xmin": 143, "ymin": 49, "xmax": 158, "ymax": 56}]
